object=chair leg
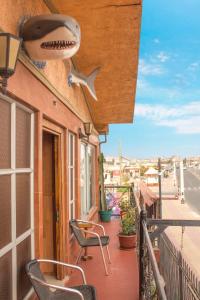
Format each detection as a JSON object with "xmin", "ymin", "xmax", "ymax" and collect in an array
[
  {"xmin": 106, "ymin": 246, "xmax": 111, "ymax": 264},
  {"xmin": 76, "ymin": 247, "xmax": 83, "ymax": 265},
  {"xmin": 99, "ymin": 245, "xmax": 109, "ymax": 276}
]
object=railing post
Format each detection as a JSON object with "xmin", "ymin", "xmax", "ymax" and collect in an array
[
  {"xmin": 139, "ymin": 209, "xmax": 147, "ymax": 300},
  {"xmin": 158, "ymin": 157, "xmax": 162, "ymax": 218},
  {"xmin": 178, "ymin": 251, "xmax": 183, "ymax": 300}
]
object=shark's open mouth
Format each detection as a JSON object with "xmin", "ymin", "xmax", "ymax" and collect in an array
[{"xmin": 41, "ymin": 40, "xmax": 76, "ymax": 50}]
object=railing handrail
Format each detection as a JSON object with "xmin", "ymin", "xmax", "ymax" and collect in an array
[
  {"xmin": 142, "ymin": 220, "xmax": 167, "ymax": 300},
  {"xmin": 147, "ymin": 218, "xmax": 200, "ymax": 226}
]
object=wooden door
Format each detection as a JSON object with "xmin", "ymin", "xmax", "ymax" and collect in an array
[{"xmin": 42, "ymin": 131, "xmax": 57, "ymax": 274}]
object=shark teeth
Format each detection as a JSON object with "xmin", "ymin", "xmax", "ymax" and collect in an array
[{"xmin": 41, "ymin": 40, "xmax": 76, "ymax": 50}]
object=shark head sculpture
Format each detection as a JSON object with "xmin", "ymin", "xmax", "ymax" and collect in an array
[{"xmin": 21, "ymin": 14, "xmax": 81, "ymax": 61}]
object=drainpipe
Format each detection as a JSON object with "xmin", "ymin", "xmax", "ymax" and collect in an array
[
  {"xmin": 99, "ymin": 134, "xmax": 107, "ymax": 148},
  {"xmin": 99, "ymin": 134, "xmax": 107, "ymax": 211}
]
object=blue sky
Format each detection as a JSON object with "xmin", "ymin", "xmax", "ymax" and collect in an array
[{"xmin": 102, "ymin": 0, "xmax": 200, "ymax": 158}]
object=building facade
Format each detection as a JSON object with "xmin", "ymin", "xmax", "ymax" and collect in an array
[{"xmin": 0, "ymin": 1, "xmax": 142, "ymax": 299}]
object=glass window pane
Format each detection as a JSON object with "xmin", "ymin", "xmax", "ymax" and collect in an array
[
  {"xmin": 0, "ymin": 251, "xmax": 12, "ymax": 300},
  {"xmin": 17, "ymin": 236, "xmax": 31, "ymax": 299},
  {"xmin": 0, "ymin": 99, "xmax": 11, "ymax": 169},
  {"xmin": 70, "ymin": 203, "xmax": 74, "ymax": 219},
  {"xmin": 16, "ymin": 107, "xmax": 31, "ymax": 168},
  {"xmin": 68, "ymin": 133, "xmax": 75, "ymax": 220},
  {"xmin": 70, "ymin": 168, "xmax": 74, "ymax": 201},
  {"xmin": 0, "ymin": 36, "xmax": 7, "ymax": 68},
  {"xmin": 0, "ymin": 175, "xmax": 11, "ymax": 249},
  {"xmin": 16, "ymin": 174, "xmax": 30, "ymax": 237},
  {"xmin": 70, "ymin": 134, "xmax": 74, "ymax": 166},
  {"xmin": 88, "ymin": 147, "xmax": 92, "ymax": 210},
  {"xmin": 80, "ymin": 144, "xmax": 87, "ymax": 216}
]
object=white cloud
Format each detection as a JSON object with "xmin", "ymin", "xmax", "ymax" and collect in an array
[
  {"xmin": 139, "ymin": 59, "xmax": 164, "ymax": 76},
  {"xmin": 135, "ymin": 102, "xmax": 200, "ymax": 134},
  {"xmin": 174, "ymin": 73, "xmax": 187, "ymax": 84},
  {"xmin": 136, "ymin": 77, "xmax": 183, "ymax": 101},
  {"xmin": 157, "ymin": 51, "xmax": 170, "ymax": 63},
  {"xmin": 153, "ymin": 38, "xmax": 160, "ymax": 44},
  {"xmin": 137, "ymin": 74, "xmax": 200, "ymax": 102},
  {"xmin": 188, "ymin": 62, "xmax": 199, "ymax": 71},
  {"xmin": 158, "ymin": 117, "xmax": 200, "ymax": 134}
]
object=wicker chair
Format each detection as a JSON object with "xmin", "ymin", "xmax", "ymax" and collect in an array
[
  {"xmin": 69, "ymin": 219, "xmax": 111, "ymax": 275},
  {"xmin": 26, "ymin": 259, "xmax": 97, "ymax": 300}
]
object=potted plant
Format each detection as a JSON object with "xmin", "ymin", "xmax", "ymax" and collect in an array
[
  {"xmin": 118, "ymin": 196, "xmax": 130, "ymax": 219},
  {"xmin": 118, "ymin": 204, "xmax": 137, "ymax": 250}
]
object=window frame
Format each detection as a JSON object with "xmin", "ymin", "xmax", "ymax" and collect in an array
[
  {"xmin": 80, "ymin": 142, "xmax": 96, "ymax": 218},
  {"xmin": 0, "ymin": 94, "xmax": 34, "ymax": 300},
  {"xmin": 68, "ymin": 132, "xmax": 76, "ymax": 220}
]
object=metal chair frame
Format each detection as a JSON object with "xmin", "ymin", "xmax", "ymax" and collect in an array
[
  {"xmin": 70, "ymin": 220, "xmax": 111, "ymax": 276},
  {"xmin": 26, "ymin": 259, "xmax": 91, "ymax": 300}
]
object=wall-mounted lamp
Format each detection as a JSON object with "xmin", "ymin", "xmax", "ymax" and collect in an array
[
  {"xmin": 84, "ymin": 122, "xmax": 93, "ymax": 138},
  {"xmin": 78, "ymin": 128, "xmax": 86, "ymax": 139},
  {"xmin": 0, "ymin": 33, "xmax": 21, "ymax": 93},
  {"xmin": 78, "ymin": 122, "xmax": 93, "ymax": 141}
]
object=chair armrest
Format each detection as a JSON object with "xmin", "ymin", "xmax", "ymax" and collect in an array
[
  {"xmin": 84, "ymin": 230, "xmax": 103, "ymax": 247},
  {"xmin": 37, "ymin": 259, "xmax": 86, "ymax": 284},
  {"xmin": 71, "ymin": 225, "xmax": 103, "ymax": 247},
  {"xmin": 76, "ymin": 219, "xmax": 106, "ymax": 236},
  {"xmin": 30, "ymin": 275, "xmax": 84, "ymax": 300}
]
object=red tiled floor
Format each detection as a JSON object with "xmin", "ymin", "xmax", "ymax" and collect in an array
[{"xmin": 69, "ymin": 219, "xmax": 139, "ymax": 300}]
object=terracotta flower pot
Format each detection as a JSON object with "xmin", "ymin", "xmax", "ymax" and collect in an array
[{"xmin": 118, "ymin": 233, "xmax": 137, "ymax": 250}]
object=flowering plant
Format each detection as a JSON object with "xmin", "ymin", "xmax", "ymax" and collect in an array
[
  {"xmin": 118, "ymin": 196, "xmax": 130, "ymax": 212},
  {"xmin": 120, "ymin": 207, "xmax": 136, "ymax": 235},
  {"xmin": 119, "ymin": 195, "xmax": 136, "ymax": 235},
  {"xmin": 106, "ymin": 192, "xmax": 117, "ymax": 211}
]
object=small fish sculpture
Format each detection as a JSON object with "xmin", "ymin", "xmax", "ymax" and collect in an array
[
  {"xmin": 68, "ymin": 66, "xmax": 100, "ymax": 101},
  {"xmin": 20, "ymin": 14, "xmax": 81, "ymax": 61}
]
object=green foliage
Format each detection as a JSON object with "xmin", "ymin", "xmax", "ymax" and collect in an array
[
  {"xmin": 119, "ymin": 195, "xmax": 136, "ymax": 235},
  {"xmin": 117, "ymin": 187, "xmax": 129, "ymax": 193},
  {"xmin": 99, "ymin": 152, "xmax": 107, "ymax": 211},
  {"xmin": 118, "ymin": 197, "xmax": 130, "ymax": 211},
  {"xmin": 121, "ymin": 207, "xmax": 136, "ymax": 235}
]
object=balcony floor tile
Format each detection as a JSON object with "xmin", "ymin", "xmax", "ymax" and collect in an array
[{"xmin": 69, "ymin": 219, "xmax": 139, "ymax": 300}]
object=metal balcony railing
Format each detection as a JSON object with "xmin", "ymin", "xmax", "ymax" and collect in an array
[
  {"xmin": 104, "ymin": 184, "xmax": 167, "ymax": 299},
  {"xmin": 133, "ymin": 187, "xmax": 167, "ymax": 300},
  {"xmin": 134, "ymin": 185, "xmax": 200, "ymax": 300},
  {"xmin": 139, "ymin": 210, "xmax": 167, "ymax": 300}
]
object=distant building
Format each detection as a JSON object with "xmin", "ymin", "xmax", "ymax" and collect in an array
[
  {"xmin": 104, "ymin": 156, "xmax": 140, "ymax": 185},
  {"xmin": 144, "ymin": 167, "xmax": 159, "ymax": 186}
]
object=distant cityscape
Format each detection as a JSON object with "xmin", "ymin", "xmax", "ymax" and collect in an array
[{"xmin": 104, "ymin": 155, "xmax": 200, "ymax": 187}]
